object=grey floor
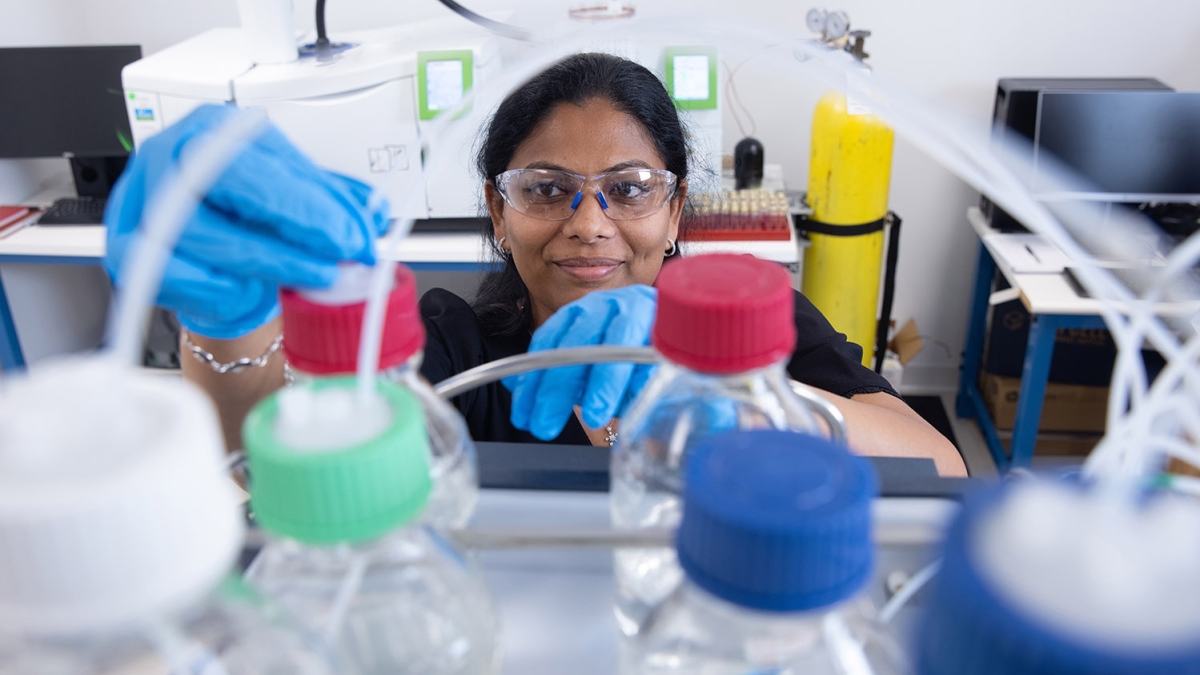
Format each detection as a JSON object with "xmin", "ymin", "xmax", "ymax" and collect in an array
[{"xmin": 940, "ymin": 392, "xmax": 999, "ymax": 479}]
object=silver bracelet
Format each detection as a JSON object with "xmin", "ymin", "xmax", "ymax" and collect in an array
[{"xmin": 183, "ymin": 329, "xmax": 284, "ymax": 374}]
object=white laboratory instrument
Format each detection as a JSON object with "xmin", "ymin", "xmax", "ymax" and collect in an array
[
  {"xmin": 121, "ymin": 3, "xmax": 724, "ymax": 223},
  {"xmin": 122, "ymin": 17, "xmax": 501, "ymax": 221}
]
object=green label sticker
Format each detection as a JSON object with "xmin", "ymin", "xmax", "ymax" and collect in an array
[
  {"xmin": 665, "ymin": 46, "xmax": 718, "ymax": 111},
  {"xmin": 417, "ymin": 50, "xmax": 474, "ymax": 121}
]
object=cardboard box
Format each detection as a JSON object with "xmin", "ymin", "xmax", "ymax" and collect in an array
[
  {"xmin": 979, "ymin": 371, "xmax": 1108, "ymax": 433},
  {"xmin": 1167, "ymin": 457, "xmax": 1200, "ymax": 479},
  {"xmin": 996, "ymin": 430, "xmax": 1102, "ymax": 457},
  {"xmin": 983, "ymin": 289, "xmax": 1116, "ymax": 387}
]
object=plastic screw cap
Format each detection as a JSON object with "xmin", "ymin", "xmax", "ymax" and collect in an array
[
  {"xmin": 676, "ymin": 429, "xmax": 878, "ymax": 612},
  {"xmin": 916, "ymin": 484, "xmax": 1200, "ymax": 675},
  {"xmin": 653, "ymin": 254, "xmax": 796, "ymax": 373},
  {"xmin": 0, "ymin": 357, "xmax": 243, "ymax": 636},
  {"xmin": 243, "ymin": 377, "xmax": 431, "ymax": 544},
  {"xmin": 281, "ymin": 264, "xmax": 424, "ymax": 375}
]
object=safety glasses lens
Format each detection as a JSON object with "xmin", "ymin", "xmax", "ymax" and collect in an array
[{"xmin": 499, "ymin": 169, "xmax": 676, "ymax": 221}]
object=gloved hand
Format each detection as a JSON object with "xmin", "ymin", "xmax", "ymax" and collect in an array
[
  {"xmin": 506, "ymin": 285, "xmax": 659, "ymax": 440},
  {"xmin": 104, "ymin": 104, "xmax": 390, "ymax": 339}
]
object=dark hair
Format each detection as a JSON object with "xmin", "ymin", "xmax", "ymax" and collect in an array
[{"xmin": 471, "ymin": 52, "xmax": 690, "ymax": 337}]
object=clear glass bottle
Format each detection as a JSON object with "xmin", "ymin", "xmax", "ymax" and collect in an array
[
  {"xmin": 242, "ymin": 376, "xmax": 499, "ymax": 675},
  {"xmin": 623, "ymin": 429, "xmax": 905, "ymax": 675},
  {"xmin": 612, "ymin": 253, "xmax": 825, "ymax": 636},
  {"xmin": 281, "ymin": 263, "xmax": 478, "ymax": 528},
  {"xmin": 916, "ymin": 479, "xmax": 1200, "ymax": 675},
  {"xmin": 0, "ymin": 582, "xmax": 343, "ymax": 675},
  {"xmin": 0, "ymin": 358, "xmax": 341, "ymax": 675}
]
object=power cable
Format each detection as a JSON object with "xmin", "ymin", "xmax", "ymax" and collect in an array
[{"xmin": 436, "ymin": 0, "xmax": 533, "ymax": 41}]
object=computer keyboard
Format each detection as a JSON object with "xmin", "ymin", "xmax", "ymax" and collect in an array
[{"xmin": 38, "ymin": 197, "xmax": 107, "ymax": 225}]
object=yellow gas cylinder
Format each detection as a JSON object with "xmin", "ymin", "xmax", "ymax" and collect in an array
[{"xmin": 802, "ymin": 89, "xmax": 895, "ymax": 367}]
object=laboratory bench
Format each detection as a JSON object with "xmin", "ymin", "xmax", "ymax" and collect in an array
[
  {"xmin": 955, "ymin": 205, "xmax": 1199, "ymax": 472},
  {"xmin": 237, "ymin": 443, "xmax": 970, "ymax": 675},
  {"xmin": 473, "ymin": 488, "xmax": 957, "ymax": 675}
]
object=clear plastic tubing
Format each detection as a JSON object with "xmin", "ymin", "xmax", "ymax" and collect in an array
[
  {"xmin": 430, "ymin": 345, "xmax": 848, "ymax": 445},
  {"xmin": 351, "ymin": 14, "xmax": 1196, "ymax": 489},
  {"xmin": 108, "ymin": 110, "xmax": 268, "ymax": 369},
  {"xmin": 623, "ymin": 429, "xmax": 906, "ymax": 675},
  {"xmin": 0, "ymin": 106, "xmax": 336, "ymax": 674},
  {"xmin": 611, "ymin": 253, "xmax": 827, "ymax": 636},
  {"xmin": 280, "ymin": 262, "xmax": 478, "ymax": 528},
  {"xmin": 241, "ymin": 376, "xmax": 498, "ymax": 675}
]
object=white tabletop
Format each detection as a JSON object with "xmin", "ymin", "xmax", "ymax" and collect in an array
[
  {"xmin": 0, "ymin": 223, "xmax": 803, "ymax": 265},
  {"xmin": 969, "ymin": 207, "xmax": 1114, "ymax": 316},
  {"xmin": 0, "ymin": 218, "xmax": 106, "ymax": 258},
  {"xmin": 967, "ymin": 206, "xmax": 1200, "ymax": 318},
  {"xmin": 681, "ymin": 236, "xmax": 805, "ymax": 263},
  {"xmin": 4, "ymin": 163, "xmax": 802, "ymax": 265}
]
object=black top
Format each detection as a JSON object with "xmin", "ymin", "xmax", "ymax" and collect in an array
[{"xmin": 418, "ymin": 288, "xmax": 897, "ymax": 445}]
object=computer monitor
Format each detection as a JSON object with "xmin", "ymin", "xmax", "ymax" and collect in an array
[
  {"xmin": 0, "ymin": 45, "xmax": 142, "ymax": 197},
  {"xmin": 1033, "ymin": 91, "xmax": 1200, "ymax": 199},
  {"xmin": 979, "ymin": 78, "xmax": 1174, "ymax": 232}
]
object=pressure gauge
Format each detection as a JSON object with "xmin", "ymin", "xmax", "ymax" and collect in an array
[
  {"xmin": 806, "ymin": 8, "xmax": 827, "ymax": 34},
  {"xmin": 825, "ymin": 10, "xmax": 850, "ymax": 39}
]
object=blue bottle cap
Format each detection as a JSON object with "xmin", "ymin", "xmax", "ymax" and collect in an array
[
  {"xmin": 916, "ymin": 484, "xmax": 1200, "ymax": 675},
  {"xmin": 676, "ymin": 429, "xmax": 878, "ymax": 612}
]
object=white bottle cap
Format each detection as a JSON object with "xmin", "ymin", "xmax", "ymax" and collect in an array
[
  {"xmin": 299, "ymin": 262, "xmax": 393, "ymax": 306},
  {"xmin": 975, "ymin": 480, "xmax": 1200, "ymax": 651},
  {"xmin": 0, "ymin": 357, "xmax": 244, "ymax": 636}
]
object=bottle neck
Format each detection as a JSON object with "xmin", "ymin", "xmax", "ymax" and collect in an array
[
  {"xmin": 668, "ymin": 358, "xmax": 791, "ymax": 386},
  {"xmin": 381, "ymin": 351, "xmax": 424, "ymax": 382},
  {"xmin": 680, "ymin": 576, "xmax": 864, "ymax": 627},
  {"xmin": 261, "ymin": 524, "xmax": 425, "ymax": 566},
  {"xmin": 287, "ymin": 350, "xmax": 425, "ymax": 384}
]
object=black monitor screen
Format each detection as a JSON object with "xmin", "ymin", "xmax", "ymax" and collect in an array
[
  {"xmin": 0, "ymin": 45, "xmax": 142, "ymax": 159},
  {"xmin": 1034, "ymin": 91, "xmax": 1200, "ymax": 196}
]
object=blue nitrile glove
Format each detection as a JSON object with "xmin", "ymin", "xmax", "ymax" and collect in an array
[
  {"xmin": 505, "ymin": 285, "xmax": 659, "ymax": 440},
  {"xmin": 103, "ymin": 104, "xmax": 391, "ymax": 339}
]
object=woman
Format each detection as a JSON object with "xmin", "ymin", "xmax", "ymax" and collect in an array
[{"xmin": 104, "ymin": 53, "xmax": 966, "ymax": 477}]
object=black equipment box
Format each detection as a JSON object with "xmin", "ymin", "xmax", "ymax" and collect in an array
[{"xmin": 980, "ymin": 77, "xmax": 1173, "ymax": 232}]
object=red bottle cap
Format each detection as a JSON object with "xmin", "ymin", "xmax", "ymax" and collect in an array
[
  {"xmin": 280, "ymin": 265, "xmax": 424, "ymax": 375},
  {"xmin": 653, "ymin": 254, "xmax": 795, "ymax": 373}
]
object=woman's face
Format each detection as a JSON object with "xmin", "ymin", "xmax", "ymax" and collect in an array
[{"xmin": 486, "ymin": 98, "xmax": 686, "ymax": 328}]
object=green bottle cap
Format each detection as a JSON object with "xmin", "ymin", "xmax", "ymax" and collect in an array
[{"xmin": 243, "ymin": 377, "xmax": 431, "ymax": 544}]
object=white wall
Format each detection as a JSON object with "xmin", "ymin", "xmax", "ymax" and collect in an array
[{"xmin": 4, "ymin": 0, "xmax": 1200, "ymax": 385}]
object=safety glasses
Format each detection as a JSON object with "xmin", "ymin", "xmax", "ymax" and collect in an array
[{"xmin": 494, "ymin": 168, "xmax": 679, "ymax": 221}]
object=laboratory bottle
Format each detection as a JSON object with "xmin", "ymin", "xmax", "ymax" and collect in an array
[
  {"xmin": 916, "ymin": 479, "xmax": 1200, "ymax": 675},
  {"xmin": 623, "ymin": 429, "xmax": 904, "ymax": 675},
  {"xmin": 0, "ymin": 358, "xmax": 341, "ymax": 675},
  {"xmin": 280, "ymin": 262, "xmax": 478, "ymax": 528},
  {"xmin": 242, "ymin": 375, "xmax": 499, "ymax": 675},
  {"xmin": 611, "ymin": 253, "xmax": 824, "ymax": 636}
]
